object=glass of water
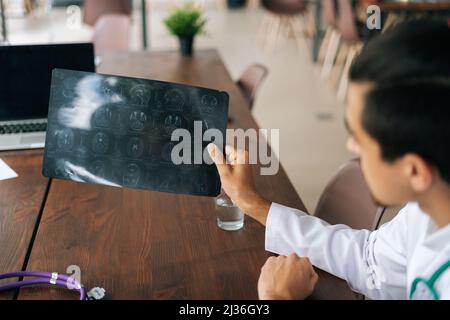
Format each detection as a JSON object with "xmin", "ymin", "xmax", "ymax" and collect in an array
[{"xmin": 214, "ymin": 190, "xmax": 244, "ymax": 231}]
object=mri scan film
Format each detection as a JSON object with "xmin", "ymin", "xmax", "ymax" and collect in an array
[{"xmin": 42, "ymin": 69, "xmax": 229, "ymax": 197}]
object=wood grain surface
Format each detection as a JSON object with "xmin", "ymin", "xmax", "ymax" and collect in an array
[{"xmin": 0, "ymin": 150, "xmax": 49, "ymax": 300}]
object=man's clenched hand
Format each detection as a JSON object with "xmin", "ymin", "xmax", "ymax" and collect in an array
[{"xmin": 258, "ymin": 254, "xmax": 318, "ymax": 300}]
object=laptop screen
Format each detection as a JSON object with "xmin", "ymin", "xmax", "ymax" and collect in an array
[{"xmin": 0, "ymin": 43, "xmax": 95, "ymax": 121}]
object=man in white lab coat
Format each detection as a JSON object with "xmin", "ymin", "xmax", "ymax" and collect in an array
[{"xmin": 207, "ymin": 19, "xmax": 450, "ymax": 300}]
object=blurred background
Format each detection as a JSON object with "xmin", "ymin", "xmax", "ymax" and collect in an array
[{"xmin": 1, "ymin": 0, "xmax": 449, "ymax": 215}]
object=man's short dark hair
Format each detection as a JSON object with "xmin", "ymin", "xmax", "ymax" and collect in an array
[{"xmin": 350, "ymin": 19, "xmax": 450, "ymax": 184}]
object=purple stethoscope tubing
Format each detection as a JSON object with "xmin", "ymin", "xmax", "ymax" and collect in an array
[{"xmin": 0, "ymin": 271, "xmax": 86, "ymax": 300}]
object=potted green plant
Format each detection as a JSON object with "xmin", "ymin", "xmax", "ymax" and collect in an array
[
  {"xmin": 227, "ymin": 0, "xmax": 247, "ymax": 9},
  {"xmin": 164, "ymin": 3, "xmax": 206, "ymax": 56}
]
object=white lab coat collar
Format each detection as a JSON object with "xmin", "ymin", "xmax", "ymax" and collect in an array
[{"xmin": 407, "ymin": 207, "xmax": 450, "ymax": 297}]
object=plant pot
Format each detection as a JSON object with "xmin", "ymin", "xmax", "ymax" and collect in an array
[
  {"xmin": 179, "ymin": 36, "xmax": 194, "ymax": 56},
  {"xmin": 227, "ymin": 0, "xmax": 246, "ymax": 9}
]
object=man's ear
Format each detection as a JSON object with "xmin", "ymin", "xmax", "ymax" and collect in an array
[{"xmin": 402, "ymin": 154, "xmax": 435, "ymax": 193}]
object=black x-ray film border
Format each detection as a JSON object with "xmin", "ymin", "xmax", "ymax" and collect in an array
[{"xmin": 42, "ymin": 68, "xmax": 229, "ymax": 197}]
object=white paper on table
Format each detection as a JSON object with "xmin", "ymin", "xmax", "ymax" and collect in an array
[{"xmin": 0, "ymin": 158, "xmax": 18, "ymax": 181}]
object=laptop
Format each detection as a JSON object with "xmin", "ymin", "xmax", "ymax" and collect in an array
[{"xmin": 0, "ymin": 43, "xmax": 95, "ymax": 151}]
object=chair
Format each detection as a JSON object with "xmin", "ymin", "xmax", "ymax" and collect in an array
[
  {"xmin": 335, "ymin": 0, "xmax": 363, "ymax": 101},
  {"xmin": 257, "ymin": 0, "xmax": 311, "ymax": 52},
  {"xmin": 320, "ymin": 0, "xmax": 340, "ymax": 78},
  {"xmin": 92, "ymin": 14, "xmax": 131, "ymax": 57},
  {"xmin": 314, "ymin": 159, "xmax": 385, "ymax": 300},
  {"xmin": 314, "ymin": 159, "xmax": 385, "ymax": 231},
  {"xmin": 83, "ymin": 0, "xmax": 132, "ymax": 27},
  {"xmin": 236, "ymin": 64, "xmax": 268, "ymax": 111}
]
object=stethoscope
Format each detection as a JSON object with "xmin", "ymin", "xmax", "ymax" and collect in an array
[
  {"xmin": 410, "ymin": 260, "xmax": 450, "ymax": 300},
  {"xmin": 0, "ymin": 271, "xmax": 105, "ymax": 300},
  {"xmin": 2, "ymin": 261, "xmax": 447, "ymax": 300}
]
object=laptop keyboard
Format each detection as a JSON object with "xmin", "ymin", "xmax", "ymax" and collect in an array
[{"xmin": 0, "ymin": 122, "xmax": 47, "ymax": 135}]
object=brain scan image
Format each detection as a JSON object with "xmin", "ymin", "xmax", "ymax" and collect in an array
[
  {"xmin": 92, "ymin": 132, "xmax": 110, "ymax": 154},
  {"xmin": 129, "ymin": 111, "xmax": 147, "ymax": 131},
  {"xmin": 89, "ymin": 160, "xmax": 107, "ymax": 178},
  {"xmin": 164, "ymin": 114, "xmax": 182, "ymax": 127},
  {"xmin": 163, "ymin": 114, "xmax": 182, "ymax": 135},
  {"xmin": 123, "ymin": 163, "xmax": 141, "ymax": 186},
  {"xmin": 102, "ymin": 85, "xmax": 115, "ymax": 97},
  {"xmin": 44, "ymin": 69, "xmax": 228, "ymax": 197},
  {"xmin": 101, "ymin": 77, "xmax": 122, "ymax": 99},
  {"xmin": 93, "ymin": 107, "xmax": 114, "ymax": 128},
  {"xmin": 75, "ymin": 144, "xmax": 89, "ymax": 161},
  {"xmin": 201, "ymin": 95, "xmax": 218, "ymax": 113},
  {"xmin": 54, "ymin": 161, "xmax": 74, "ymax": 179},
  {"xmin": 130, "ymin": 84, "xmax": 151, "ymax": 106},
  {"xmin": 56, "ymin": 128, "xmax": 75, "ymax": 151},
  {"xmin": 126, "ymin": 137, "xmax": 145, "ymax": 158},
  {"xmin": 164, "ymin": 89, "xmax": 184, "ymax": 111}
]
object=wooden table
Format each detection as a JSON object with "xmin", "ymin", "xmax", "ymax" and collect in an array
[
  {"xmin": 0, "ymin": 50, "xmax": 355, "ymax": 300},
  {"xmin": 0, "ymin": 150, "xmax": 50, "ymax": 299}
]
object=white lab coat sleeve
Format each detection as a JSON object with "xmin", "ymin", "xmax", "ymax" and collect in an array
[{"xmin": 265, "ymin": 202, "xmax": 412, "ymax": 299}]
